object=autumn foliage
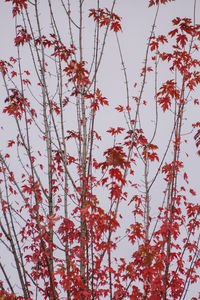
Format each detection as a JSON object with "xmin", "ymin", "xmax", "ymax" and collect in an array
[{"xmin": 1, "ymin": 0, "xmax": 200, "ymax": 299}]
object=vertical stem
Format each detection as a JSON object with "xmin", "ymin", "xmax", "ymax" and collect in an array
[
  {"xmin": 164, "ymin": 88, "xmax": 185, "ymax": 299},
  {"xmin": 144, "ymin": 147, "xmax": 150, "ymax": 241},
  {"xmin": 108, "ymin": 247, "xmax": 113, "ymax": 300},
  {"xmin": 79, "ymin": 0, "xmax": 88, "ymax": 290}
]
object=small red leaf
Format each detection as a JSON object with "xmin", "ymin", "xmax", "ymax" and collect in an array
[
  {"xmin": 183, "ymin": 172, "xmax": 189, "ymax": 184},
  {"xmin": 8, "ymin": 140, "xmax": 15, "ymax": 147},
  {"xmin": 189, "ymin": 189, "xmax": 196, "ymax": 196}
]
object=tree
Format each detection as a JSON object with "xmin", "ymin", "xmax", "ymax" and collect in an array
[{"xmin": 0, "ymin": 0, "xmax": 200, "ymax": 299}]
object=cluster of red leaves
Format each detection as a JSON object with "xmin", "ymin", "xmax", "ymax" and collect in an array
[
  {"xmin": 18, "ymin": 192, "xmax": 124, "ymax": 298},
  {"xmin": 157, "ymin": 80, "xmax": 179, "ymax": 111},
  {"xmin": 150, "ymin": 18, "xmax": 200, "ymax": 112},
  {"xmin": 3, "ymin": 89, "xmax": 29, "ymax": 119},
  {"xmin": 86, "ymin": 88, "xmax": 109, "ymax": 112},
  {"xmin": 142, "ymin": 143, "xmax": 159, "ymax": 162},
  {"xmin": 0, "ymin": 57, "xmax": 16, "ymax": 77},
  {"xmin": 65, "ymin": 130, "xmax": 82, "ymax": 142},
  {"xmin": 14, "ymin": 26, "xmax": 32, "ymax": 46},
  {"xmin": 0, "ymin": 290, "xmax": 19, "ymax": 300},
  {"xmin": 162, "ymin": 160, "xmax": 183, "ymax": 182},
  {"xmin": 5, "ymin": 0, "xmax": 28, "ymax": 17},
  {"xmin": 0, "ymin": 60, "xmax": 12, "ymax": 76},
  {"xmin": 149, "ymin": 0, "xmax": 175, "ymax": 7},
  {"xmin": 49, "ymin": 101, "xmax": 61, "ymax": 115},
  {"xmin": 150, "ymin": 35, "xmax": 168, "ymax": 52},
  {"xmin": 63, "ymin": 60, "xmax": 90, "ymax": 90},
  {"xmin": 89, "ymin": 7, "xmax": 122, "ymax": 32},
  {"xmin": 22, "ymin": 175, "xmax": 42, "ymax": 199},
  {"xmin": 35, "ymin": 34, "xmax": 76, "ymax": 63},
  {"xmin": 99, "ymin": 146, "xmax": 129, "ymax": 170},
  {"xmin": 94, "ymin": 146, "xmax": 130, "ymax": 199}
]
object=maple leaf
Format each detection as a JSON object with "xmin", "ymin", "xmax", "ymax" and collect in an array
[
  {"xmin": 150, "ymin": 40, "xmax": 158, "ymax": 51},
  {"xmin": 47, "ymin": 214, "xmax": 61, "ymax": 229},
  {"xmin": 128, "ymin": 222, "xmax": 144, "ymax": 244},
  {"xmin": 110, "ymin": 21, "xmax": 122, "ymax": 32},
  {"xmin": 189, "ymin": 189, "xmax": 196, "ymax": 196},
  {"xmin": 110, "ymin": 183, "xmax": 122, "ymax": 200},
  {"xmin": 172, "ymin": 17, "xmax": 181, "ymax": 25},
  {"xmin": 147, "ymin": 67, "xmax": 153, "ymax": 72},
  {"xmin": 90, "ymin": 101, "xmax": 99, "ymax": 112},
  {"xmin": 22, "ymin": 79, "xmax": 31, "ymax": 85},
  {"xmin": 9, "ymin": 56, "xmax": 17, "ymax": 63},
  {"xmin": 137, "ymin": 134, "xmax": 148, "ymax": 146},
  {"xmin": 169, "ymin": 28, "xmax": 178, "ymax": 38},
  {"xmin": 183, "ymin": 172, "xmax": 189, "ymax": 184},
  {"xmin": 30, "ymin": 108, "xmax": 37, "ymax": 117},
  {"xmin": 115, "ymin": 105, "xmax": 124, "ymax": 112},
  {"xmin": 157, "ymin": 95, "xmax": 171, "ymax": 112},
  {"xmin": 24, "ymin": 70, "xmax": 30, "ymax": 75},
  {"xmin": 92, "ymin": 130, "xmax": 101, "ymax": 140},
  {"xmin": 157, "ymin": 35, "xmax": 168, "ymax": 44},
  {"xmin": 50, "ymin": 101, "xmax": 61, "ymax": 115},
  {"xmin": 99, "ymin": 146, "xmax": 129, "ymax": 170},
  {"xmin": 148, "ymin": 143, "xmax": 158, "ymax": 150},
  {"xmin": 65, "ymin": 130, "xmax": 82, "ymax": 141},
  {"xmin": 148, "ymin": 152, "xmax": 159, "ymax": 162},
  {"xmin": 95, "ymin": 88, "xmax": 109, "ymax": 106},
  {"xmin": 109, "ymin": 168, "xmax": 125, "ymax": 184},
  {"xmin": 8, "ymin": 140, "xmax": 15, "ymax": 147},
  {"xmin": 176, "ymin": 34, "xmax": 188, "ymax": 48},
  {"xmin": 107, "ymin": 127, "xmax": 124, "ymax": 136},
  {"xmin": 11, "ymin": 71, "xmax": 17, "ymax": 78}
]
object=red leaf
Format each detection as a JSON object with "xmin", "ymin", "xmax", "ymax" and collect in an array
[
  {"xmin": 11, "ymin": 71, "xmax": 17, "ymax": 78},
  {"xmin": 107, "ymin": 127, "xmax": 124, "ymax": 136},
  {"xmin": 157, "ymin": 35, "xmax": 168, "ymax": 44},
  {"xmin": 14, "ymin": 27, "xmax": 32, "ymax": 46},
  {"xmin": 157, "ymin": 95, "xmax": 171, "ymax": 112},
  {"xmin": 100, "ymin": 146, "xmax": 129, "ymax": 170},
  {"xmin": 115, "ymin": 105, "xmax": 124, "ymax": 112},
  {"xmin": 176, "ymin": 34, "xmax": 188, "ymax": 48},
  {"xmin": 148, "ymin": 152, "xmax": 159, "ymax": 162},
  {"xmin": 8, "ymin": 140, "xmax": 15, "ymax": 147},
  {"xmin": 147, "ymin": 67, "xmax": 153, "ymax": 72},
  {"xmin": 24, "ymin": 70, "xmax": 30, "ymax": 75},
  {"xmin": 189, "ymin": 189, "xmax": 196, "ymax": 196},
  {"xmin": 110, "ymin": 21, "xmax": 122, "ymax": 32},
  {"xmin": 168, "ymin": 29, "xmax": 178, "ymax": 38},
  {"xmin": 150, "ymin": 41, "xmax": 158, "ymax": 51},
  {"xmin": 183, "ymin": 172, "xmax": 189, "ymax": 184},
  {"xmin": 194, "ymin": 129, "xmax": 200, "ymax": 141}
]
